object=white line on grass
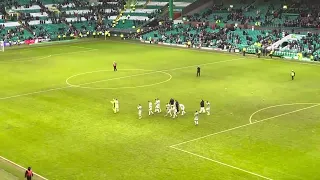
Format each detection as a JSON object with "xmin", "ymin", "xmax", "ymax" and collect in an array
[
  {"xmin": 170, "ymin": 103, "xmax": 320, "ymax": 180},
  {"xmin": 0, "ymin": 55, "xmax": 52, "ymax": 63},
  {"xmin": 69, "ymin": 70, "xmax": 168, "ymax": 86},
  {"xmin": 68, "ymin": 45, "xmax": 98, "ymax": 50},
  {"xmin": 0, "ymin": 56, "xmax": 241, "ymax": 179},
  {"xmin": 66, "ymin": 69, "xmax": 173, "ymax": 90},
  {"xmin": 66, "ymin": 58, "xmax": 244, "ymax": 87},
  {"xmin": 1, "ymin": 49, "xmax": 97, "ymax": 63},
  {"xmin": 0, "ymin": 57, "xmax": 242, "ymax": 100},
  {"xmin": 45, "ymin": 49, "xmax": 98, "ymax": 57},
  {"xmin": 249, "ymin": 102, "xmax": 320, "ymax": 123},
  {"xmin": 251, "ymin": 103, "xmax": 320, "ymax": 124},
  {"xmin": 164, "ymin": 58, "xmax": 243, "ymax": 71},
  {"xmin": 0, "ymin": 86, "xmax": 70, "ymax": 100},
  {"xmin": 0, "ymin": 156, "xmax": 48, "ymax": 180},
  {"xmin": 171, "ymin": 146, "xmax": 273, "ymax": 180},
  {"xmin": 170, "ymin": 103, "xmax": 320, "ymax": 147}
]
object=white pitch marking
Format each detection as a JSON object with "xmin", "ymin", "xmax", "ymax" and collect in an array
[
  {"xmin": 66, "ymin": 69, "xmax": 173, "ymax": 90},
  {"xmin": 170, "ymin": 103, "xmax": 320, "ymax": 147},
  {"xmin": 0, "ymin": 55, "xmax": 52, "ymax": 63},
  {"xmin": 71, "ymin": 58, "xmax": 244, "ymax": 86},
  {"xmin": 0, "ymin": 57, "xmax": 240, "ymax": 99},
  {"xmin": 170, "ymin": 103, "xmax": 320, "ymax": 179},
  {"xmin": 49, "ymin": 49, "xmax": 97, "ymax": 57},
  {"xmin": 69, "ymin": 45, "xmax": 98, "ymax": 50},
  {"xmin": 0, "ymin": 57, "xmax": 240, "ymax": 179},
  {"xmin": 0, "ymin": 55, "xmax": 51, "ymax": 62},
  {"xmin": 251, "ymin": 103, "xmax": 320, "ymax": 124},
  {"xmin": 0, "ymin": 156, "xmax": 48, "ymax": 180},
  {"xmin": 0, "ymin": 86, "xmax": 70, "ymax": 100},
  {"xmin": 65, "ymin": 68, "xmax": 149, "ymax": 86},
  {"xmin": 67, "ymin": 69, "xmax": 160, "ymax": 86},
  {"xmin": 0, "ymin": 49, "xmax": 97, "ymax": 63},
  {"xmin": 170, "ymin": 123, "xmax": 252, "ymax": 148},
  {"xmin": 170, "ymin": 146, "xmax": 273, "ymax": 180},
  {"xmin": 164, "ymin": 58, "xmax": 244, "ymax": 71},
  {"xmin": 249, "ymin": 103, "xmax": 320, "ymax": 124}
]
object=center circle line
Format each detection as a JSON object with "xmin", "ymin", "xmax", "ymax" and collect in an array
[{"xmin": 65, "ymin": 69, "xmax": 172, "ymax": 90}]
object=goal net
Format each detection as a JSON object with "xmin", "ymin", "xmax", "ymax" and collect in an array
[{"xmin": 0, "ymin": 41, "xmax": 4, "ymax": 52}]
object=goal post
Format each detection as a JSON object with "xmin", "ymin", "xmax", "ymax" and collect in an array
[{"xmin": 0, "ymin": 41, "xmax": 4, "ymax": 52}]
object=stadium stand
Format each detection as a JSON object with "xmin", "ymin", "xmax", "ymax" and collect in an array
[{"xmin": 0, "ymin": 0, "xmax": 319, "ymax": 61}]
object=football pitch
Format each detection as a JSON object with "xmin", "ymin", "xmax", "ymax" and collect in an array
[{"xmin": 0, "ymin": 38, "xmax": 320, "ymax": 180}]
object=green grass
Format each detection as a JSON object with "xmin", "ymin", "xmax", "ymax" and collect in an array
[{"xmin": 0, "ymin": 38, "xmax": 320, "ymax": 179}]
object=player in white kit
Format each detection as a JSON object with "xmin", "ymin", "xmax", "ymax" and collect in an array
[
  {"xmin": 115, "ymin": 99, "xmax": 119, "ymax": 113},
  {"xmin": 194, "ymin": 111, "xmax": 199, "ymax": 125},
  {"xmin": 179, "ymin": 104, "xmax": 186, "ymax": 115},
  {"xmin": 164, "ymin": 103, "xmax": 171, "ymax": 117},
  {"xmin": 154, "ymin": 98, "xmax": 161, "ymax": 113},
  {"xmin": 206, "ymin": 101, "xmax": 210, "ymax": 115},
  {"xmin": 137, "ymin": 104, "xmax": 142, "ymax": 119},
  {"xmin": 148, "ymin": 101, "xmax": 154, "ymax": 115},
  {"xmin": 172, "ymin": 105, "xmax": 177, "ymax": 119}
]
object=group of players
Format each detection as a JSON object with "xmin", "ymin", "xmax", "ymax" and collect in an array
[
  {"xmin": 112, "ymin": 98, "xmax": 210, "ymax": 125},
  {"xmin": 111, "ymin": 62, "xmax": 212, "ymax": 125},
  {"xmin": 136, "ymin": 98, "xmax": 210, "ymax": 125}
]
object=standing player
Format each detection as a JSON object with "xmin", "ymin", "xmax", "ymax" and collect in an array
[
  {"xmin": 199, "ymin": 99, "xmax": 205, "ymax": 113},
  {"xmin": 113, "ymin": 61, "xmax": 117, "ymax": 71},
  {"xmin": 175, "ymin": 100, "xmax": 180, "ymax": 114},
  {"xmin": 171, "ymin": 101, "xmax": 176, "ymax": 116},
  {"xmin": 179, "ymin": 104, "xmax": 186, "ymax": 115},
  {"xmin": 169, "ymin": 98, "xmax": 174, "ymax": 106},
  {"xmin": 137, "ymin": 104, "xmax": 142, "ymax": 119},
  {"xmin": 154, "ymin": 98, "xmax": 161, "ymax": 113},
  {"xmin": 291, "ymin": 70, "xmax": 295, "ymax": 80},
  {"xmin": 25, "ymin": 167, "xmax": 33, "ymax": 180},
  {"xmin": 165, "ymin": 103, "xmax": 171, "ymax": 117},
  {"xmin": 206, "ymin": 101, "xmax": 210, "ymax": 115},
  {"xmin": 196, "ymin": 66, "xmax": 201, "ymax": 77},
  {"xmin": 194, "ymin": 111, "xmax": 199, "ymax": 125},
  {"xmin": 115, "ymin": 99, "xmax": 119, "ymax": 113},
  {"xmin": 172, "ymin": 103, "xmax": 177, "ymax": 119},
  {"xmin": 110, "ymin": 99, "xmax": 116, "ymax": 113},
  {"xmin": 148, "ymin": 101, "xmax": 154, "ymax": 115}
]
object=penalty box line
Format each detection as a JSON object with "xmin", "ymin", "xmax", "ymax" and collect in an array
[
  {"xmin": 0, "ymin": 156, "xmax": 48, "ymax": 180},
  {"xmin": 169, "ymin": 103, "xmax": 320, "ymax": 179}
]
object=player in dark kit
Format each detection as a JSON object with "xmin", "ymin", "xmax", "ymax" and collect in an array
[
  {"xmin": 175, "ymin": 100, "xmax": 180, "ymax": 113},
  {"xmin": 199, "ymin": 100, "xmax": 205, "ymax": 113},
  {"xmin": 169, "ymin": 98, "xmax": 174, "ymax": 105},
  {"xmin": 113, "ymin": 61, "xmax": 117, "ymax": 71},
  {"xmin": 291, "ymin": 70, "xmax": 295, "ymax": 80},
  {"xmin": 197, "ymin": 66, "xmax": 200, "ymax": 77}
]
